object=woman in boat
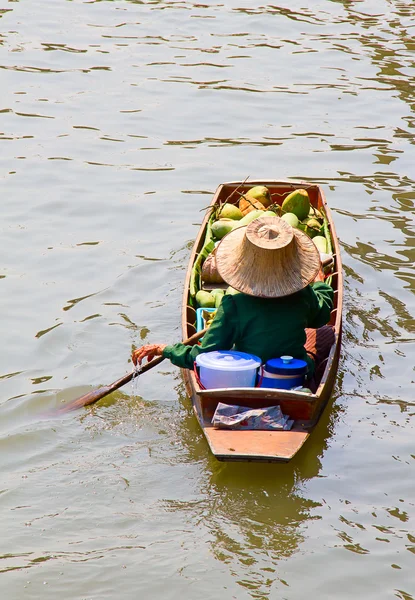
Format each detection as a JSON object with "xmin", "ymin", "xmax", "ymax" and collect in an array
[{"xmin": 132, "ymin": 216, "xmax": 334, "ymax": 378}]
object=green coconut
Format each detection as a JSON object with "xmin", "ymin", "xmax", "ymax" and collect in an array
[
  {"xmin": 301, "ymin": 217, "xmax": 323, "ymax": 238},
  {"xmin": 195, "ymin": 290, "xmax": 215, "ymax": 308},
  {"xmin": 238, "ymin": 209, "xmax": 265, "ymax": 227},
  {"xmin": 281, "ymin": 212, "xmax": 299, "ymax": 228},
  {"xmin": 211, "ymin": 219, "xmax": 236, "ymax": 240},
  {"xmin": 217, "ymin": 203, "xmax": 243, "ymax": 220},
  {"xmin": 308, "ymin": 207, "xmax": 323, "ymax": 220},
  {"xmin": 281, "ymin": 189, "xmax": 310, "ymax": 221},
  {"xmin": 245, "ymin": 185, "xmax": 272, "ymax": 208},
  {"xmin": 313, "ymin": 236, "xmax": 328, "ymax": 254},
  {"xmin": 210, "ymin": 288, "xmax": 225, "ymax": 308},
  {"xmin": 210, "ymin": 288, "xmax": 226, "ymax": 298}
]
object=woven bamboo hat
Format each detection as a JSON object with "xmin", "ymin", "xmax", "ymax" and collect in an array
[{"xmin": 215, "ymin": 216, "xmax": 320, "ymax": 298}]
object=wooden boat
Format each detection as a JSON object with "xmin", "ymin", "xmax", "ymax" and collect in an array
[{"xmin": 181, "ymin": 180, "xmax": 342, "ymax": 462}]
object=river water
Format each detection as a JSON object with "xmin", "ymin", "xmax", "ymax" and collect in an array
[{"xmin": 1, "ymin": 1, "xmax": 414, "ymax": 598}]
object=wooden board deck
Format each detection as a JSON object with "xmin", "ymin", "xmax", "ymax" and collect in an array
[{"xmin": 204, "ymin": 427, "xmax": 309, "ymax": 462}]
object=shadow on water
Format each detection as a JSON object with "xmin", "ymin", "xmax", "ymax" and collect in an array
[{"xmin": 166, "ymin": 380, "xmax": 344, "ymax": 597}]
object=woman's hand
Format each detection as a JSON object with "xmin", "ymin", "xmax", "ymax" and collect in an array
[{"xmin": 132, "ymin": 344, "xmax": 167, "ymax": 366}]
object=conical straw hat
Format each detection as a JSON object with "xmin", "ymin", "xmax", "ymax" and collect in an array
[{"xmin": 215, "ymin": 216, "xmax": 320, "ymax": 298}]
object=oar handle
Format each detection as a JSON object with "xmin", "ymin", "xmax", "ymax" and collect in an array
[{"xmin": 57, "ymin": 326, "xmax": 208, "ymax": 413}]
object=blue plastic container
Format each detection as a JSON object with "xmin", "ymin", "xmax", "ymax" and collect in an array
[
  {"xmin": 196, "ymin": 307, "xmax": 216, "ymax": 332},
  {"xmin": 260, "ymin": 356, "xmax": 308, "ymax": 390}
]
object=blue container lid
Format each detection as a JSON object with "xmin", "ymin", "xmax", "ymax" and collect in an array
[
  {"xmin": 196, "ymin": 350, "xmax": 261, "ymax": 371},
  {"xmin": 265, "ymin": 355, "xmax": 308, "ymax": 376}
]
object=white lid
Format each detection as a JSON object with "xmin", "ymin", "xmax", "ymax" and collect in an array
[{"xmin": 195, "ymin": 350, "xmax": 261, "ymax": 371}]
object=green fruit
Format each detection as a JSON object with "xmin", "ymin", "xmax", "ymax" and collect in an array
[
  {"xmin": 261, "ymin": 210, "xmax": 278, "ymax": 217},
  {"xmin": 281, "ymin": 189, "xmax": 310, "ymax": 221},
  {"xmin": 226, "ymin": 286, "xmax": 239, "ymax": 295},
  {"xmin": 214, "ymin": 291, "xmax": 224, "ymax": 308},
  {"xmin": 308, "ymin": 207, "xmax": 323, "ymax": 220},
  {"xmin": 281, "ymin": 212, "xmax": 299, "ymax": 228},
  {"xmin": 196, "ymin": 290, "xmax": 215, "ymax": 308},
  {"xmin": 245, "ymin": 185, "xmax": 271, "ymax": 208},
  {"xmin": 302, "ymin": 217, "xmax": 322, "ymax": 238},
  {"xmin": 210, "ymin": 288, "xmax": 225, "ymax": 297},
  {"xmin": 238, "ymin": 209, "xmax": 265, "ymax": 227},
  {"xmin": 217, "ymin": 203, "xmax": 243, "ymax": 220},
  {"xmin": 211, "ymin": 219, "xmax": 236, "ymax": 240},
  {"xmin": 313, "ymin": 236, "xmax": 328, "ymax": 254},
  {"xmin": 210, "ymin": 288, "xmax": 225, "ymax": 308}
]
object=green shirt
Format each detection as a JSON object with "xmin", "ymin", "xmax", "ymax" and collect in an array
[{"xmin": 163, "ymin": 282, "xmax": 334, "ymax": 375}]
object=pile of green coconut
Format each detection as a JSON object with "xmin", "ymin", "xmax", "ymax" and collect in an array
[
  {"xmin": 211, "ymin": 185, "xmax": 330, "ymax": 254},
  {"xmin": 193, "ymin": 185, "xmax": 332, "ymax": 310}
]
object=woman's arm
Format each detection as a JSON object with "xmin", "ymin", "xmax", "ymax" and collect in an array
[{"xmin": 162, "ymin": 294, "xmax": 238, "ymax": 370}]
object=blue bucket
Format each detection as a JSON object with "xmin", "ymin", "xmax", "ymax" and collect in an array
[{"xmin": 260, "ymin": 356, "xmax": 308, "ymax": 390}]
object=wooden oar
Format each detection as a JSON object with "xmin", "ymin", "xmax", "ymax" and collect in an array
[{"xmin": 56, "ymin": 327, "xmax": 208, "ymax": 414}]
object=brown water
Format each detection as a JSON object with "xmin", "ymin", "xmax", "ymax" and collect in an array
[{"xmin": 1, "ymin": 1, "xmax": 414, "ymax": 598}]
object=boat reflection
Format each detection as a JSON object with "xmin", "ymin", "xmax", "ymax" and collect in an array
[{"xmin": 171, "ymin": 375, "xmax": 344, "ymax": 595}]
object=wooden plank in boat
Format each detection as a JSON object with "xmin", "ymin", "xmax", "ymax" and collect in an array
[{"xmin": 204, "ymin": 427, "xmax": 309, "ymax": 462}]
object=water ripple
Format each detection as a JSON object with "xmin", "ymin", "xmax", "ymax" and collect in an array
[{"xmin": 0, "ymin": 0, "xmax": 414, "ymax": 597}]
